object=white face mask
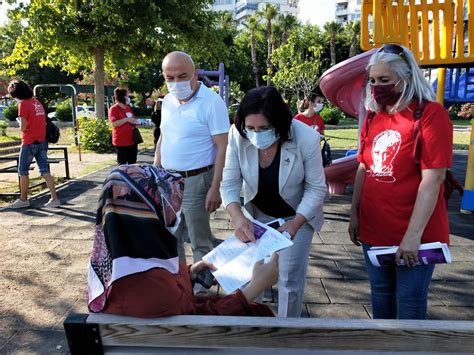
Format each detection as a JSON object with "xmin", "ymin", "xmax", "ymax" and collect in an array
[
  {"xmin": 245, "ymin": 128, "xmax": 278, "ymax": 150},
  {"xmin": 314, "ymin": 103, "xmax": 324, "ymax": 113},
  {"xmin": 166, "ymin": 79, "xmax": 194, "ymax": 100},
  {"xmin": 125, "ymin": 97, "xmax": 131, "ymax": 105}
]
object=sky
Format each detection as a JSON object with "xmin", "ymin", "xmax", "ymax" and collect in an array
[
  {"xmin": 0, "ymin": 1, "xmax": 337, "ymax": 27},
  {"xmin": 298, "ymin": 0, "xmax": 336, "ymax": 27}
]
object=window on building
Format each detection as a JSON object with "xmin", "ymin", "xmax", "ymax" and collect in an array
[{"xmin": 213, "ymin": 0, "xmax": 234, "ymax": 4}]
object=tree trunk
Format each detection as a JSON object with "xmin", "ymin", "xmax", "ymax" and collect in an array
[
  {"xmin": 349, "ymin": 36, "xmax": 357, "ymax": 57},
  {"xmin": 250, "ymin": 31, "xmax": 259, "ymax": 87},
  {"xmin": 330, "ymin": 37, "xmax": 336, "ymax": 66},
  {"xmin": 94, "ymin": 46, "xmax": 105, "ymax": 119},
  {"xmin": 266, "ymin": 21, "xmax": 273, "ymax": 86}
]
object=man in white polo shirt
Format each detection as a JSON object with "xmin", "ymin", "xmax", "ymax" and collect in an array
[{"xmin": 154, "ymin": 51, "xmax": 230, "ymax": 264}]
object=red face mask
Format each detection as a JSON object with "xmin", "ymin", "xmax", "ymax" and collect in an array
[{"xmin": 371, "ymin": 82, "xmax": 402, "ymax": 106}]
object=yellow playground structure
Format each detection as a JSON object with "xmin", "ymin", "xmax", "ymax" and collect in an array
[
  {"xmin": 361, "ymin": 0, "xmax": 473, "ymax": 67},
  {"xmin": 360, "ymin": 0, "xmax": 474, "ymax": 213}
]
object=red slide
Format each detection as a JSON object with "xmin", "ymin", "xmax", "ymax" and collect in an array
[{"xmin": 319, "ymin": 49, "xmax": 377, "ymax": 195}]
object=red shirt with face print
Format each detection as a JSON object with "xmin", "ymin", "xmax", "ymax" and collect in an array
[{"xmin": 357, "ymin": 101, "xmax": 452, "ymax": 246}]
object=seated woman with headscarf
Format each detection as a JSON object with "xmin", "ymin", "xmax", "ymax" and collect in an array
[{"xmin": 87, "ymin": 164, "xmax": 277, "ymax": 317}]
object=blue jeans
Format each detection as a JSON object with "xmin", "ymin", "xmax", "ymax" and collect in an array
[
  {"xmin": 362, "ymin": 244, "xmax": 435, "ymax": 319},
  {"xmin": 18, "ymin": 141, "xmax": 49, "ymax": 176}
]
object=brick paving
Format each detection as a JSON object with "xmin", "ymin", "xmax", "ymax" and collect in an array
[{"xmin": 0, "ymin": 150, "xmax": 473, "ymax": 353}]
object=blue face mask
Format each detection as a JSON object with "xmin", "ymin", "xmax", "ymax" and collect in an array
[{"xmin": 245, "ymin": 128, "xmax": 278, "ymax": 150}]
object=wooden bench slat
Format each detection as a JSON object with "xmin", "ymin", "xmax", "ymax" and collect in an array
[{"xmin": 68, "ymin": 314, "xmax": 474, "ymax": 353}]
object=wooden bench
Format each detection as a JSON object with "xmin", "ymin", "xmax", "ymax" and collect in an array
[
  {"xmin": 63, "ymin": 313, "xmax": 474, "ymax": 354},
  {"xmin": 0, "ymin": 141, "xmax": 70, "ymax": 194}
]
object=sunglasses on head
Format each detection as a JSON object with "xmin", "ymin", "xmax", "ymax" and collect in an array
[{"xmin": 377, "ymin": 44, "xmax": 408, "ymax": 63}]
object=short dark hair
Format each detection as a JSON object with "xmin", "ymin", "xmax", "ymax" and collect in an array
[
  {"xmin": 114, "ymin": 87, "xmax": 128, "ymax": 104},
  {"xmin": 7, "ymin": 80, "xmax": 34, "ymax": 100},
  {"xmin": 234, "ymin": 86, "xmax": 292, "ymax": 142}
]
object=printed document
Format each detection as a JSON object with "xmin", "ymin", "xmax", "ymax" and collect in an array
[
  {"xmin": 368, "ymin": 242, "xmax": 451, "ymax": 267},
  {"xmin": 202, "ymin": 219, "xmax": 293, "ymax": 294}
]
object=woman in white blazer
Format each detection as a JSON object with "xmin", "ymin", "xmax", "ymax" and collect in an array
[{"xmin": 220, "ymin": 86, "xmax": 327, "ymax": 317}]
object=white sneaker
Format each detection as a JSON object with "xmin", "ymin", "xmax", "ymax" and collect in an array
[
  {"xmin": 45, "ymin": 199, "xmax": 61, "ymax": 208},
  {"xmin": 7, "ymin": 199, "xmax": 30, "ymax": 209}
]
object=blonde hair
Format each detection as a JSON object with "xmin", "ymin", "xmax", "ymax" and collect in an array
[{"xmin": 365, "ymin": 45, "xmax": 436, "ymax": 113}]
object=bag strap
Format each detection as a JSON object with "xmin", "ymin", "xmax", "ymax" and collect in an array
[
  {"xmin": 361, "ymin": 102, "xmax": 425, "ymax": 161},
  {"xmin": 359, "ymin": 110, "xmax": 376, "ymax": 155},
  {"xmin": 412, "ymin": 100, "xmax": 425, "ymax": 164},
  {"xmin": 115, "ymin": 104, "xmax": 132, "ymax": 118}
]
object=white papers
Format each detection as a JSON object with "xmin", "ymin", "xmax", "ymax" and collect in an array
[
  {"xmin": 202, "ymin": 219, "xmax": 293, "ymax": 294},
  {"xmin": 367, "ymin": 242, "xmax": 452, "ymax": 267}
]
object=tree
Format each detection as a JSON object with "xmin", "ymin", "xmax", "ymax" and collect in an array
[
  {"xmin": 272, "ymin": 24, "xmax": 324, "ymax": 101},
  {"xmin": 279, "ymin": 14, "xmax": 299, "ymax": 45},
  {"xmin": 346, "ymin": 21, "xmax": 361, "ymax": 58},
  {"xmin": 259, "ymin": 4, "xmax": 278, "ymax": 86},
  {"xmin": 0, "ymin": 12, "xmax": 80, "ymax": 105},
  {"xmin": 3, "ymin": 0, "xmax": 215, "ymax": 119},
  {"xmin": 323, "ymin": 21, "xmax": 343, "ymax": 66},
  {"xmin": 247, "ymin": 14, "xmax": 260, "ymax": 87}
]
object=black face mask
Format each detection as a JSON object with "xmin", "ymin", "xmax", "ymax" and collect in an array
[{"xmin": 371, "ymin": 82, "xmax": 402, "ymax": 106}]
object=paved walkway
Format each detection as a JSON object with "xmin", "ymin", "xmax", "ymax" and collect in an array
[{"xmin": 1, "ymin": 150, "xmax": 473, "ymax": 353}]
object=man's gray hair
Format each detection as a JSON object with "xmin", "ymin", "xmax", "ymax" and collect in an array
[{"xmin": 364, "ymin": 45, "xmax": 436, "ymax": 113}]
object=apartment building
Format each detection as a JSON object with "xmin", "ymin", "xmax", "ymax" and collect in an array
[
  {"xmin": 335, "ymin": 0, "xmax": 362, "ymax": 24},
  {"xmin": 210, "ymin": 0, "xmax": 299, "ymax": 25}
]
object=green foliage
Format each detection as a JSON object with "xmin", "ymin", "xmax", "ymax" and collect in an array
[
  {"xmin": 272, "ymin": 24, "xmax": 323, "ymax": 99},
  {"xmin": 448, "ymin": 110, "xmax": 459, "ymax": 120},
  {"xmin": 79, "ymin": 117, "xmax": 113, "ymax": 153},
  {"xmin": 320, "ymin": 105, "xmax": 345, "ymax": 125},
  {"xmin": 4, "ymin": 103, "xmax": 18, "ymax": 121},
  {"xmin": 55, "ymin": 99, "xmax": 73, "ymax": 122},
  {"xmin": 229, "ymin": 81, "xmax": 244, "ymax": 105},
  {"xmin": 0, "ymin": 120, "xmax": 8, "ymax": 136}
]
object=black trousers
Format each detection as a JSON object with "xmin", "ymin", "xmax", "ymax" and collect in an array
[{"xmin": 116, "ymin": 144, "xmax": 138, "ymax": 165}]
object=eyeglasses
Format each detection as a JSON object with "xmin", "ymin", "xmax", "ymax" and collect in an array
[{"xmin": 377, "ymin": 44, "xmax": 408, "ymax": 63}]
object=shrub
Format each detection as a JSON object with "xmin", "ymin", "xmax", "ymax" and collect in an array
[
  {"xmin": 457, "ymin": 103, "xmax": 473, "ymax": 120},
  {"xmin": 320, "ymin": 105, "xmax": 344, "ymax": 125},
  {"xmin": 448, "ymin": 110, "xmax": 459, "ymax": 120},
  {"xmin": 4, "ymin": 103, "xmax": 18, "ymax": 121},
  {"xmin": 0, "ymin": 119, "xmax": 8, "ymax": 136},
  {"xmin": 79, "ymin": 117, "xmax": 113, "ymax": 153},
  {"xmin": 55, "ymin": 99, "xmax": 73, "ymax": 122}
]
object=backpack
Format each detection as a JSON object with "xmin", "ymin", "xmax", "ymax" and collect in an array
[
  {"xmin": 362, "ymin": 101, "xmax": 463, "ymax": 203},
  {"xmin": 45, "ymin": 116, "xmax": 60, "ymax": 144},
  {"xmin": 320, "ymin": 136, "xmax": 332, "ymax": 168}
]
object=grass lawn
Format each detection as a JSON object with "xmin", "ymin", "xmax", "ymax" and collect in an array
[
  {"xmin": 325, "ymin": 128, "xmax": 470, "ymax": 150},
  {"xmin": 451, "ymin": 119, "xmax": 473, "ymax": 126},
  {"xmin": 1, "ymin": 122, "xmax": 470, "ymax": 153},
  {"xmin": 1, "ymin": 125, "xmax": 156, "ymax": 151}
]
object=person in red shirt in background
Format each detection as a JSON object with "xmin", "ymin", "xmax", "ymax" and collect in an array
[
  {"xmin": 108, "ymin": 88, "xmax": 138, "ymax": 165},
  {"xmin": 6, "ymin": 80, "xmax": 60, "ymax": 209},
  {"xmin": 293, "ymin": 97, "xmax": 325, "ymax": 134},
  {"xmin": 348, "ymin": 44, "xmax": 452, "ymax": 320}
]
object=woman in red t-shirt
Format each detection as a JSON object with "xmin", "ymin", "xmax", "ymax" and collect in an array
[
  {"xmin": 6, "ymin": 80, "xmax": 60, "ymax": 209},
  {"xmin": 293, "ymin": 98, "xmax": 325, "ymax": 134},
  {"xmin": 108, "ymin": 87, "xmax": 139, "ymax": 165},
  {"xmin": 348, "ymin": 45, "xmax": 452, "ymax": 320}
]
